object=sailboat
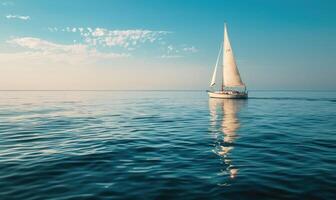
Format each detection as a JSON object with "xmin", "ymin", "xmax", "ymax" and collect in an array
[{"xmin": 208, "ymin": 24, "xmax": 248, "ymax": 99}]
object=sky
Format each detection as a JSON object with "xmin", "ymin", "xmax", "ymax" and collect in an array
[{"xmin": 0, "ymin": 0, "xmax": 335, "ymax": 90}]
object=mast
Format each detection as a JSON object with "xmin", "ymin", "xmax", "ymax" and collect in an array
[{"xmin": 222, "ymin": 23, "xmax": 226, "ymax": 90}]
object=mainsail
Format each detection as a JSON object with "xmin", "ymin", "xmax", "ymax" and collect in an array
[{"xmin": 223, "ymin": 24, "xmax": 244, "ymax": 87}]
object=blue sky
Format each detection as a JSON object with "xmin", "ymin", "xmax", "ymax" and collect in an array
[{"xmin": 0, "ymin": 0, "xmax": 335, "ymax": 90}]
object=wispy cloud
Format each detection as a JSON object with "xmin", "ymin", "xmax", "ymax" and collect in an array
[
  {"xmin": 6, "ymin": 14, "xmax": 30, "ymax": 20},
  {"xmin": 161, "ymin": 45, "xmax": 198, "ymax": 58},
  {"xmin": 49, "ymin": 27, "xmax": 171, "ymax": 49},
  {"xmin": 1, "ymin": 1, "xmax": 14, "ymax": 6},
  {"xmin": 183, "ymin": 46, "xmax": 198, "ymax": 53},
  {"xmin": 161, "ymin": 54, "xmax": 183, "ymax": 58},
  {"xmin": 6, "ymin": 37, "xmax": 128, "ymax": 65},
  {"xmin": 89, "ymin": 29, "xmax": 170, "ymax": 48},
  {"xmin": 46, "ymin": 26, "xmax": 198, "ymax": 58}
]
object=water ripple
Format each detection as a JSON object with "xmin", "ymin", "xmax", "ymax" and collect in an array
[{"xmin": 0, "ymin": 91, "xmax": 335, "ymax": 199}]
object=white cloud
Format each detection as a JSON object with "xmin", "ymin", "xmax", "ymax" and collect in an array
[
  {"xmin": 44, "ymin": 26, "xmax": 198, "ymax": 58},
  {"xmin": 167, "ymin": 45, "xmax": 174, "ymax": 52},
  {"xmin": 8, "ymin": 37, "xmax": 86, "ymax": 53},
  {"xmin": 161, "ymin": 54, "xmax": 183, "ymax": 58},
  {"xmin": 183, "ymin": 46, "xmax": 198, "ymax": 53},
  {"xmin": 2, "ymin": 2, "xmax": 14, "ymax": 6},
  {"xmin": 87, "ymin": 29, "xmax": 171, "ymax": 48},
  {"xmin": 6, "ymin": 14, "xmax": 30, "ymax": 20},
  {"xmin": 48, "ymin": 27, "xmax": 171, "ymax": 49},
  {"xmin": 92, "ymin": 28, "xmax": 105, "ymax": 36},
  {"xmin": 163, "ymin": 44, "xmax": 198, "ymax": 58},
  {"xmin": 6, "ymin": 37, "xmax": 129, "ymax": 65},
  {"xmin": 48, "ymin": 27, "xmax": 58, "ymax": 32}
]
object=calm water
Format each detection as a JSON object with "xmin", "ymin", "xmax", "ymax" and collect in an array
[{"xmin": 0, "ymin": 91, "xmax": 335, "ymax": 200}]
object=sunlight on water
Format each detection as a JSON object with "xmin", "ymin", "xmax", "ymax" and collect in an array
[{"xmin": 209, "ymin": 98, "xmax": 247, "ymax": 182}]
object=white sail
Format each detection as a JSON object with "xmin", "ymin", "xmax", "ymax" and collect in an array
[
  {"xmin": 210, "ymin": 44, "xmax": 223, "ymax": 87},
  {"xmin": 223, "ymin": 24, "xmax": 244, "ymax": 87}
]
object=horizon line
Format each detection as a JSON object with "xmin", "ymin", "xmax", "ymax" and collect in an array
[{"xmin": 0, "ymin": 89, "xmax": 335, "ymax": 92}]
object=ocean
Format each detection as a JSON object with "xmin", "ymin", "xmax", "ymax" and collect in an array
[{"xmin": 0, "ymin": 91, "xmax": 335, "ymax": 199}]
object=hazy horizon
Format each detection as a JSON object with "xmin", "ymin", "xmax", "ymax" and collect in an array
[{"xmin": 1, "ymin": 0, "xmax": 335, "ymax": 90}]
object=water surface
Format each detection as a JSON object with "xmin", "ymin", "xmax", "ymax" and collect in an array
[{"xmin": 0, "ymin": 91, "xmax": 335, "ymax": 199}]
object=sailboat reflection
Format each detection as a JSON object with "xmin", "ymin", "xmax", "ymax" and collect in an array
[{"xmin": 209, "ymin": 98, "xmax": 246, "ymax": 180}]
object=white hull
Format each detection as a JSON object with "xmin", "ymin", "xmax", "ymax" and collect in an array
[{"xmin": 208, "ymin": 91, "xmax": 248, "ymax": 99}]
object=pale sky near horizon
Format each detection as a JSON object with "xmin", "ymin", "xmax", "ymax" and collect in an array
[{"xmin": 0, "ymin": 0, "xmax": 335, "ymax": 90}]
